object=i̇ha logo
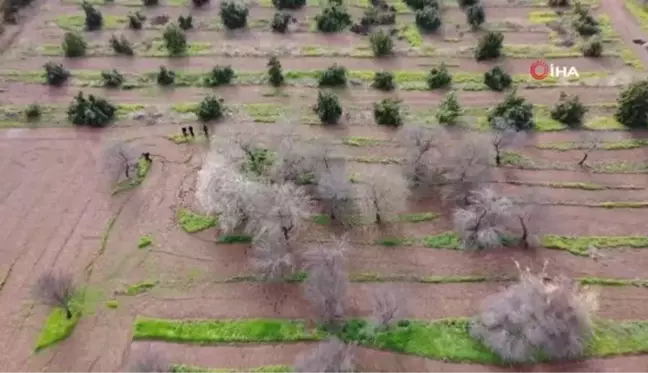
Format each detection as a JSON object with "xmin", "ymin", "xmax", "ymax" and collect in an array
[{"xmin": 530, "ymin": 60, "xmax": 579, "ymax": 80}]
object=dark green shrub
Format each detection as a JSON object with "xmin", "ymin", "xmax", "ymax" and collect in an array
[
  {"xmin": 403, "ymin": 0, "xmax": 438, "ymax": 11},
  {"xmin": 272, "ymin": 0, "xmax": 305, "ymax": 10},
  {"xmin": 142, "ymin": 0, "xmax": 158, "ymax": 5},
  {"xmin": 25, "ymin": 103, "xmax": 41, "ymax": 121},
  {"xmin": 483, "ymin": 66, "xmax": 512, "ymax": 92},
  {"xmin": 68, "ymin": 91, "xmax": 117, "ymax": 127},
  {"xmin": 318, "ymin": 64, "xmax": 347, "ymax": 87},
  {"xmin": 436, "ymin": 91, "xmax": 462, "ymax": 124},
  {"xmin": 192, "ymin": 0, "xmax": 209, "ymax": 7},
  {"xmin": 197, "ymin": 95, "xmax": 225, "ymax": 121},
  {"xmin": 128, "ymin": 12, "xmax": 146, "ymax": 29},
  {"xmin": 458, "ymin": 0, "xmax": 478, "ymax": 6},
  {"xmin": 82, "ymin": 1, "xmax": 103, "ymax": 31},
  {"xmin": 101, "ymin": 69, "xmax": 124, "ymax": 88},
  {"xmin": 163, "ymin": 24, "xmax": 187, "ymax": 55},
  {"xmin": 415, "ymin": 5, "xmax": 441, "ymax": 32},
  {"xmin": 548, "ymin": 0, "xmax": 569, "ymax": 5},
  {"xmin": 427, "ymin": 63, "xmax": 452, "ymax": 89},
  {"xmin": 271, "ymin": 11, "xmax": 293, "ymax": 33},
  {"xmin": 372, "ymin": 71, "xmax": 395, "ymax": 91},
  {"xmin": 205, "ymin": 65, "xmax": 235, "ymax": 86},
  {"xmin": 44, "ymin": 62, "xmax": 70, "ymax": 86},
  {"xmin": 361, "ymin": 7, "xmax": 378, "ymax": 26},
  {"xmin": 369, "ymin": 29, "xmax": 393, "ymax": 56},
  {"xmin": 615, "ymin": 80, "xmax": 648, "ymax": 128},
  {"xmin": 315, "ymin": 91, "xmax": 343, "ymax": 125},
  {"xmin": 157, "ymin": 65, "xmax": 176, "ymax": 86},
  {"xmin": 487, "ymin": 89, "xmax": 534, "ymax": 131},
  {"xmin": 466, "ymin": 3, "xmax": 485, "ymax": 28},
  {"xmin": 373, "ymin": 98, "xmax": 402, "ymax": 126},
  {"xmin": 109, "ymin": 34, "xmax": 134, "ymax": 55},
  {"xmin": 315, "ymin": 4, "xmax": 352, "ymax": 32},
  {"xmin": 474, "ymin": 30, "xmax": 503, "ymax": 61},
  {"xmin": 581, "ymin": 35, "xmax": 602, "ymax": 57},
  {"xmin": 267, "ymin": 56, "xmax": 284, "ymax": 87},
  {"xmin": 572, "ymin": 4, "xmax": 599, "ymax": 36},
  {"xmin": 178, "ymin": 15, "xmax": 193, "ymax": 30},
  {"xmin": 62, "ymin": 31, "xmax": 86, "ymax": 57},
  {"xmin": 220, "ymin": 0, "xmax": 248, "ymax": 29},
  {"xmin": 550, "ymin": 92, "xmax": 588, "ymax": 128}
]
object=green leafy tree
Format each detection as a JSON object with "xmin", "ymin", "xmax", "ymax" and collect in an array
[
  {"xmin": 163, "ymin": 24, "xmax": 187, "ymax": 55},
  {"xmin": 315, "ymin": 3, "xmax": 352, "ymax": 32},
  {"xmin": 197, "ymin": 95, "xmax": 225, "ymax": 121},
  {"xmin": 550, "ymin": 92, "xmax": 588, "ymax": 128},
  {"xmin": 615, "ymin": 80, "xmax": 648, "ymax": 128},
  {"xmin": 474, "ymin": 31, "xmax": 503, "ymax": 61},
  {"xmin": 369, "ymin": 29, "xmax": 393, "ymax": 56},
  {"xmin": 44, "ymin": 62, "xmax": 70, "ymax": 86},
  {"xmin": 488, "ymin": 89, "xmax": 535, "ymax": 131},
  {"xmin": 205, "ymin": 65, "xmax": 235, "ymax": 86},
  {"xmin": 374, "ymin": 99, "xmax": 403, "ymax": 126},
  {"xmin": 220, "ymin": 0, "xmax": 248, "ymax": 29},
  {"xmin": 319, "ymin": 64, "xmax": 347, "ymax": 87},
  {"xmin": 427, "ymin": 63, "xmax": 452, "ymax": 89},
  {"xmin": 372, "ymin": 71, "xmax": 395, "ymax": 91},
  {"xmin": 415, "ymin": 5, "xmax": 442, "ymax": 32},
  {"xmin": 315, "ymin": 91, "xmax": 343, "ymax": 125},
  {"xmin": 62, "ymin": 31, "xmax": 87, "ymax": 57},
  {"xmin": 157, "ymin": 65, "xmax": 176, "ymax": 86},
  {"xmin": 483, "ymin": 66, "xmax": 512, "ymax": 92},
  {"xmin": 267, "ymin": 56, "xmax": 284, "ymax": 87},
  {"xmin": 466, "ymin": 3, "xmax": 485, "ymax": 28},
  {"xmin": 272, "ymin": 0, "xmax": 305, "ymax": 10},
  {"xmin": 68, "ymin": 91, "xmax": 117, "ymax": 127},
  {"xmin": 436, "ymin": 91, "xmax": 463, "ymax": 124}
]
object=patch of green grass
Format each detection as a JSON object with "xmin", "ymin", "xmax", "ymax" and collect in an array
[
  {"xmin": 35, "ymin": 307, "xmax": 81, "ymax": 351},
  {"xmin": 176, "ymin": 209, "xmax": 217, "ymax": 233},
  {"xmin": 578, "ymin": 277, "xmax": 648, "ymax": 287},
  {"xmin": 133, "ymin": 317, "xmax": 325, "ymax": 344},
  {"xmin": 505, "ymin": 180, "xmax": 642, "ymax": 191},
  {"xmin": 106, "ymin": 299, "xmax": 120, "ymax": 309},
  {"xmin": 54, "ymin": 14, "xmax": 128, "ymax": 30},
  {"xmin": 398, "ymin": 24, "xmax": 423, "ymax": 47},
  {"xmin": 126, "ymin": 280, "xmax": 158, "ymax": 296},
  {"xmin": 500, "ymin": 151, "xmax": 648, "ymax": 174},
  {"xmin": 172, "ymin": 365, "xmax": 293, "ymax": 373},
  {"xmin": 542, "ymin": 235, "xmax": 648, "ymax": 255},
  {"xmin": 138, "ymin": 235, "xmax": 153, "ymax": 249},
  {"xmin": 421, "ymin": 232, "xmax": 462, "ymax": 249},
  {"xmin": 350, "ymin": 273, "xmax": 494, "ymax": 283},
  {"xmin": 244, "ymin": 103, "xmax": 285, "ymax": 123},
  {"xmin": 112, "ymin": 158, "xmax": 152, "ymax": 195},
  {"xmin": 537, "ymin": 139, "xmax": 648, "ymax": 151},
  {"xmin": 342, "ymin": 136, "xmax": 389, "ymax": 147},
  {"xmin": 625, "ymin": 0, "xmax": 648, "ymax": 33},
  {"xmin": 165, "ymin": 133, "xmax": 208, "ymax": 145},
  {"xmin": 217, "ymin": 235, "xmax": 253, "ymax": 244}
]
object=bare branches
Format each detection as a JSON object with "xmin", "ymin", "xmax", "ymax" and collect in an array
[
  {"xmin": 31, "ymin": 272, "xmax": 77, "ymax": 319},
  {"xmin": 470, "ymin": 264, "xmax": 596, "ymax": 363},
  {"xmin": 269, "ymin": 136, "xmax": 318, "ymax": 185},
  {"xmin": 251, "ymin": 236, "xmax": 296, "ymax": 282},
  {"xmin": 102, "ymin": 140, "xmax": 139, "ymax": 184},
  {"xmin": 294, "ymin": 337, "xmax": 355, "ymax": 373},
  {"xmin": 127, "ymin": 348, "xmax": 170, "ymax": 372},
  {"xmin": 490, "ymin": 117, "xmax": 526, "ymax": 166},
  {"xmin": 358, "ymin": 169, "xmax": 409, "ymax": 225},
  {"xmin": 316, "ymin": 166, "xmax": 357, "ymax": 227},
  {"xmin": 400, "ymin": 126, "xmax": 449, "ymax": 191},
  {"xmin": 371, "ymin": 287, "xmax": 406, "ymax": 328},
  {"xmin": 302, "ymin": 239, "xmax": 349, "ymax": 326},
  {"xmin": 577, "ymin": 132, "xmax": 603, "ymax": 167},
  {"xmin": 453, "ymin": 188, "xmax": 513, "ymax": 250}
]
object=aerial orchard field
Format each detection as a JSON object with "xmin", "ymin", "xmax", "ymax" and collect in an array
[{"xmin": 2, "ymin": 0, "xmax": 648, "ymax": 370}]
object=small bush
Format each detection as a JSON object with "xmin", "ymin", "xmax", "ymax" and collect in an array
[
  {"xmin": 315, "ymin": 91, "xmax": 343, "ymax": 125},
  {"xmin": 44, "ymin": 62, "xmax": 70, "ymax": 86},
  {"xmin": 197, "ymin": 95, "xmax": 225, "ymax": 121},
  {"xmin": 488, "ymin": 89, "xmax": 534, "ymax": 131},
  {"xmin": 163, "ymin": 24, "xmax": 187, "ymax": 55},
  {"xmin": 474, "ymin": 31, "xmax": 503, "ymax": 61},
  {"xmin": 68, "ymin": 91, "xmax": 117, "ymax": 127},
  {"xmin": 581, "ymin": 35, "xmax": 602, "ymax": 57},
  {"xmin": 403, "ymin": 0, "xmax": 438, "ymax": 11},
  {"xmin": 483, "ymin": 66, "xmax": 512, "ymax": 92},
  {"xmin": 572, "ymin": 5, "xmax": 599, "ymax": 36},
  {"xmin": 192, "ymin": 0, "xmax": 209, "ymax": 7},
  {"xmin": 319, "ymin": 64, "xmax": 347, "ymax": 87},
  {"xmin": 466, "ymin": 3, "xmax": 485, "ymax": 28},
  {"xmin": 374, "ymin": 99, "xmax": 402, "ymax": 126},
  {"xmin": 220, "ymin": 0, "xmax": 248, "ymax": 30},
  {"xmin": 109, "ymin": 34, "xmax": 134, "ymax": 55},
  {"xmin": 82, "ymin": 1, "xmax": 103, "ymax": 30},
  {"xmin": 436, "ymin": 91, "xmax": 462, "ymax": 124},
  {"xmin": 272, "ymin": 0, "xmax": 305, "ymax": 10},
  {"xmin": 157, "ymin": 65, "xmax": 176, "ymax": 86},
  {"xmin": 615, "ymin": 80, "xmax": 648, "ymax": 128},
  {"xmin": 25, "ymin": 103, "xmax": 41, "ymax": 121},
  {"xmin": 550, "ymin": 92, "xmax": 588, "ymax": 128},
  {"xmin": 267, "ymin": 56, "xmax": 284, "ymax": 87},
  {"xmin": 271, "ymin": 11, "xmax": 292, "ymax": 33},
  {"xmin": 101, "ymin": 69, "xmax": 124, "ymax": 88},
  {"xmin": 415, "ymin": 5, "xmax": 442, "ymax": 32},
  {"xmin": 315, "ymin": 4, "xmax": 352, "ymax": 32},
  {"xmin": 372, "ymin": 71, "xmax": 395, "ymax": 91},
  {"xmin": 369, "ymin": 29, "xmax": 393, "ymax": 57},
  {"xmin": 548, "ymin": 0, "xmax": 569, "ymax": 5},
  {"xmin": 178, "ymin": 15, "xmax": 193, "ymax": 30},
  {"xmin": 62, "ymin": 31, "xmax": 87, "ymax": 57},
  {"xmin": 128, "ymin": 11, "xmax": 146, "ymax": 29},
  {"xmin": 205, "ymin": 65, "xmax": 235, "ymax": 86},
  {"xmin": 458, "ymin": 0, "xmax": 478, "ymax": 6},
  {"xmin": 427, "ymin": 63, "xmax": 452, "ymax": 89},
  {"xmin": 142, "ymin": 0, "xmax": 158, "ymax": 5}
]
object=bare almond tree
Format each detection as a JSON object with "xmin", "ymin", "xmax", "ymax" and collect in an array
[
  {"xmin": 441, "ymin": 133, "xmax": 493, "ymax": 206},
  {"xmin": 269, "ymin": 136, "xmax": 319, "ymax": 185},
  {"xmin": 295, "ymin": 337, "xmax": 355, "ymax": 373},
  {"xmin": 453, "ymin": 188, "xmax": 514, "ymax": 250},
  {"xmin": 102, "ymin": 140, "xmax": 139, "ymax": 183},
  {"xmin": 302, "ymin": 239, "xmax": 349, "ymax": 326},
  {"xmin": 576, "ymin": 132, "xmax": 603, "ymax": 167},
  {"xmin": 32, "ymin": 272, "xmax": 77, "ymax": 319},
  {"xmin": 513, "ymin": 188, "xmax": 541, "ymax": 249},
  {"xmin": 251, "ymin": 236, "xmax": 296, "ymax": 281},
  {"xmin": 400, "ymin": 126, "xmax": 449, "ymax": 191},
  {"xmin": 470, "ymin": 263, "xmax": 596, "ymax": 363},
  {"xmin": 127, "ymin": 349, "xmax": 170, "ymax": 372},
  {"xmin": 371, "ymin": 287, "xmax": 406, "ymax": 328},
  {"xmin": 316, "ymin": 167, "xmax": 357, "ymax": 227},
  {"xmin": 490, "ymin": 117, "xmax": 526, "ymax": 166},
  {"xmin": 358, "ymin": 169, "xmax": 409, "ymax": 225}
]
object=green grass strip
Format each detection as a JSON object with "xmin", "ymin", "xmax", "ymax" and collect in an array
[
  {"xmin": 125, "ymin": 281, "xmax": 158, "ymax": 296},
  {"xmin": 133, "ymin": 317, "xmax": 326, "ymax": 344},
  {"xmin": 504, "ymin": 180, "xmax": 643, "ymax": 191},
  {"xmin": 35, "ymin": 307, "xmax": 82, "ymax": 351},
  {"xmin": 171, "ymin": 365, "xmax": 293, "ymax": 373},
  {"xmin": 112, "ymin": 158, "xmax": 152, "ymax": 195},
  {"xmin": 312, "ymin": 212, "xmax": 439, "ymax": 225},
  {"xmin": 536, "ymin": 139, "xmax": 648, "ymax": 151},
  {"xmin": 138, "ymin": 235, "xmax": 153, "ymax": 249},
  {"xmin": 177, "ymin": 208, "xmax": 217, "ymax": 233},
  {"xmin": 131, "ymin": 317, "xmax": 648, "ymax": 363}
]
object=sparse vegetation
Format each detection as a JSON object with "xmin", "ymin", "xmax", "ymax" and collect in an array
[{"xmin": 44, "ymin": 62, "xmax": 70, "ymax": 86}]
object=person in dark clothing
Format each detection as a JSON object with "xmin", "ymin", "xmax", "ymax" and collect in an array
[
  {"xmin": 202, "ymin": 124, "xmax": 209, "ymax": 137},
  {"xmin": 142, "ymin": 152, "xmax": 152, "ymax": 163},
  {"xmin": 188, "ymin": 126, "xmax": 195, "ymax": 137},
  {"xmin": 181, "ymin": 127, "xmax": 188, "ymax": 137}
]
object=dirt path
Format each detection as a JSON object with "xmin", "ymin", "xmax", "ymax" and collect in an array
[
  {"xmin": 0, "ymin": 82, "xmax": 622, "ymax": 106},
  {"xmin": 600, "ymin": 0, "xmax": 648, "ymax": 68}
]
